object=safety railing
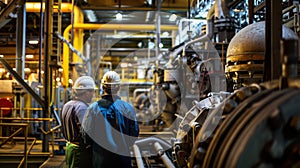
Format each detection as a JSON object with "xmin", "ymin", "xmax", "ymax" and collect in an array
[
  {"xmin": 0, "ymin": 107, "xmax": 62, "ymax": 157},
  {"xmin": 0, "ymin": 123, "xmax": 30, "ymax": 168}
]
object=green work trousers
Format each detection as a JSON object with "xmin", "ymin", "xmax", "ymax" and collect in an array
[{"xmin": 66, "ymin": 142, "xmax": 80, "ymax": 168}]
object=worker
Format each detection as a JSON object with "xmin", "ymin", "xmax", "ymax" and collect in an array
[
  {"xmin": 61, "ymin": 76, "xmax": 96, "ymax": 168},
  {"xmin": 82, "ymin": 71, "xmax": 140, "ymax": 168}
]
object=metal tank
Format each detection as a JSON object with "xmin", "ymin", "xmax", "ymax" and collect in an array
[{"xmin": 225, "ymin": 21, "xmax": 298, "ymax": 90}]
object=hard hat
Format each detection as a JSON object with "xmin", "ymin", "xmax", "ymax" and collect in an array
[
  {"xmin": 101, "ymin": 71, "xmax": 121, "ymax": 85},
  {"xmin": 72, "ymin": 76, "xmax": 95, "ymax": 90}
]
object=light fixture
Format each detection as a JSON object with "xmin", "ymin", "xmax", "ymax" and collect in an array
[
  {"xmin": 29, "ymin": 40, "xmax": 39, "ymax": 44},
  {"xmin": 169, "ymin": 14, "xmax": 177, "ymax": 21},
  {"xmin": 116, "ymin": 13, "xmax": 123, "ymax": 21},
  {"xmin": 0, "ymin": 55, "xmax": 3, "ymax": 58},
  {"xmin": 24, "ymin": 68, "xmax": 31, "ymax": 72},
  {"xmin": 162, "ymin": 31, "xmax": 170, "ymax": 37},
  {"xmin": 26, "ymin": 54, "xmax": 34, "ymax": 59},
  {"xmin": 159, "ymin": 43, "xmax": 164, "ymax": 48}
]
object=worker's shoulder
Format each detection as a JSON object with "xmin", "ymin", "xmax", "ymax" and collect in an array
[{"xmin": 114, "ymin": 99, "xmax": 134, "ymax": 109}]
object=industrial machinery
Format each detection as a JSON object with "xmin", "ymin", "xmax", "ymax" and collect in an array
[
  {"xmin": 131, "ymin": 1, "xmax": 300, "ymax": 167},
  {"xmin": 0, "ymin": 0, "xmax": 299, "ymax": 168}
]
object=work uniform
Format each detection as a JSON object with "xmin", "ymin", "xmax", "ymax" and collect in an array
[
  {"xmin": 61, "ymin": 99, "xmax": 90, "ymax": 168},
  {"xmin": 82, "ymin": 95, "xmax": 140, "ymax": 168}
]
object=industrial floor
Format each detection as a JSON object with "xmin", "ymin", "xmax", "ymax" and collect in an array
[{"xmin": 0, "ymin": 137, "xmax": 66, "ymax": 168}]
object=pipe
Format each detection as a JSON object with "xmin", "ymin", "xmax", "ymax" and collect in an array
[
  {"xmin": 62, "ymin": 23, "xmax": 178, "ymax": 87},
  {"xmin": 181, "ymin": 1, "xmax": 215, "ymax": 57},
  {"xmin": 132, "ymin": 144, "xmax": 145, "ymax": 168},
  {"xmin": 26, "ymin": 2, "xmax": 84, "ymax": 88},
  {"xmin": 154, "ymin": 142, "xmax": 175, "ymax": 168},
  {"xmin": 134, "ymin": 136, "xmax": 172, "ymax": 150}
]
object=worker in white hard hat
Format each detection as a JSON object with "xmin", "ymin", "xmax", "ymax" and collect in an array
[
  {"xmin": 82, "ymin": 71, "xmax": 140, "ymax": 168},
  {"xmin": 61, "ymin": 76, "xmax": 95, "ymax": 168}
]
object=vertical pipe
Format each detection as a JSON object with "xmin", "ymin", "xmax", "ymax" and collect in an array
[
  {"xmin": 24, "ymin": 125, "xmax": 28, "ymax": 168},
  {"xmin": 16, "ymin": 4, "xmax": 26, "ymax": 79},
  {"xmin": 270, "ymin": 0, "xmax": 282, "ymax": 80},
  {"xmin": 248, "ymin": 0, "xmax": 253, "ymax": 24},
  {"xmin": 155, "ymin": 0, "xmax": 161, "ymax": 58},
  {"xmin": 264, "ymin": 1, "xmax": 271, "ymax": 81},
  {"xmin": 43, "ymin": 0, "xmax": 52, "ymax": 152},
  {"xmin": 16, "ymin": 3, "xmax": 26, "ymax": 119},
  {"xmin": 39, "ymin": 1, "xmax": 44, "ymax": 83}
]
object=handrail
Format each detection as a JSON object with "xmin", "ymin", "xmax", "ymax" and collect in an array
[{"xmin": 0, "ymin": 123, "xmax": 29, "ymax": 168}]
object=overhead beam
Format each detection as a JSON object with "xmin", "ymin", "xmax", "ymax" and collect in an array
[{"xmin": 0, "ymin": 0, "xmax": 25, "ymax": 29}]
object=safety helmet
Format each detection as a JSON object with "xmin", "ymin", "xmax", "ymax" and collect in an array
[
  {"xmin": 72, "ymin": 76, "xmax": 95, "ymax": 90},
  {"xmin": 101, "ymin": 71, "xmax": 121, "ymax": 85}
]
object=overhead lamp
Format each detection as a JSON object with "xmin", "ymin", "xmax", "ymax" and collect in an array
[
  {"xmin": 29, "ymin": 40, "xmax": 39, "ymax": 44},
  {"xmin": 116, "ymin": 13, "xmax": 123, "ymax": 21},
  {"xmin": 26, "ymin": 54, "xmax": 34, "ymax": 59},
  {"xmin": 169, "ymin": 14, "xmax": 177, "ymax": 22},
  {"xmin": 24, "ymin": 68, "xmax": 31, "ymax": 72},
  {"xmin": 162, "ymin": 31, "xmax": 170, "ymax": 37},
  {"xmin": 159, "ymin": 43, "xmax": 164, "ymax": 48}
]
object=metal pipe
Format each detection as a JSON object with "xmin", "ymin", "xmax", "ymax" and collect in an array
[
  {"xmin": 155, "ymin": 0, "xmax": 161, "ymax": 58},
  {"xmin": 132, "ymin": 144, "xmax": 145, "ymax": 168},
  {"xmin": 134, "ymin": 136, "xmax": 172, "ymax": 150},
  {"xmin": 38, "ymin": 0, "xmax": 44, "ymax": 83},
  {"xmin": 62, "ymin": 23, "xmax": 178, "ymax": 88},
  {"xmin": 154, "ymin": 142, "xmax": 175, "ymax": 168},
  {"xmin": 42, "ymin": 0, "xmax": 52, "ymax": 153}
]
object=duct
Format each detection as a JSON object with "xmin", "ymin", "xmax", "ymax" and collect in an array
[
  {"xmin": 154, "ymin": 142, "xmax": 175, "ymax": 168},
  {"xmin": 133, "ymin": 144, "xmax": 145, "ymax": 168},
  {"xmin": 62, "ymin": 23, "xmax": 178, "ymax": 88}
]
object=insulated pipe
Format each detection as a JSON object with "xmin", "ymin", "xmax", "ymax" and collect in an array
[
  {"xmin": 154, "ymin": 142, "xmax": 175, "ymax": 168},
  {"xmin": 132, "ymin": 144, "xmax": 145, "ymax": 168},
  {"xmin": 62, "ymin": 23, "xmax": 178, "ymax": 87},
  {"xmin": 134, "ymin": 136, "xmax": 172, "ymax": 150}
]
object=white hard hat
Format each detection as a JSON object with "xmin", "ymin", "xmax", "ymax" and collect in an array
[
  {"xmin": 101, "ymin": 71, "xmax": 121, "ymax": 85},
  {"xmin": 72, "ymin": 76, "xmax": 95, "ymax": 90}
]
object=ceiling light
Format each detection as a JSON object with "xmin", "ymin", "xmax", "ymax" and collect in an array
[
  {"xmin": 159, "ymin": 43, "xmax": 164, "ymax": 48},
  {"xmin": 116, "ymin": 13, "xmax": 123, "ymax": 21},
  {"xmin": 169, "ymin": 14, "xmax": 177, "ymax": 21},
  {"xmin": 29, "ymin": 40, "xmax": 39, "ymax": 44},
  {"xmin": 24, "ymin": 68, "xmax": 31, "ymax": 72},
  {"xmin": 26, "ymin": 54, "xmax": 34, "ymax": 59},
  {"xmin": 0, "ymin": 55, "xmax": 3, "ymax": 58},
  {"xmin": 162, "ymin": 31, "xmax": 169, "ymax": 37}
]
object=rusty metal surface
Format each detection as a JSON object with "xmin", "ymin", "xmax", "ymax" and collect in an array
[{"xmin": 227, "ymin": 21, "xmax": 298, "ymax": 57}]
